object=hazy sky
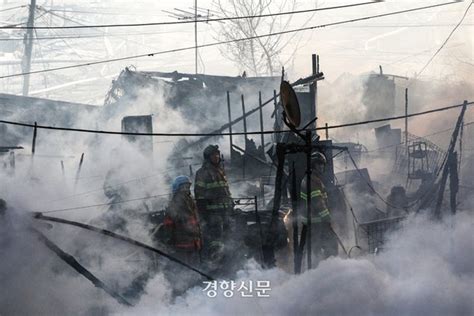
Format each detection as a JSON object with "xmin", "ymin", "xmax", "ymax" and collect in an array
[{"xmin": 0, "ymin": 0, "xmax": 472, "ymax": 103}]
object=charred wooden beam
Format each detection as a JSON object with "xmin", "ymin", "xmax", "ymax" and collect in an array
[
  {"xmin": 31, "ymin": 227, "xmax": 132, "ymax": 307},
  {"xmin": 33, "ymin": 213, "xmax": 215, "ymax": 281}
]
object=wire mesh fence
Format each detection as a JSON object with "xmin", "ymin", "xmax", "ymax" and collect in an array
[{"xmin": 359, "ymin": 216, "xmax": 406, "ymax": 253}]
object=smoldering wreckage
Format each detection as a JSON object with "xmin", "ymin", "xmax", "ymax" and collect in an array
[{"xmin": 0, "ymin": 57, "xmax": 473, "ymax": 315}]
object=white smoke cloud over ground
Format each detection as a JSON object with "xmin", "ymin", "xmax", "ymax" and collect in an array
[{"xmin": 123, "ymin": 211, "xmax": 473, "ymax": 316}]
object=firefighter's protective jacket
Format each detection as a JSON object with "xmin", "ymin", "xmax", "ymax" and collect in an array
[
  {"xmin": 164, "ymin": 191, "xmax": 201, "ymax": 250},
  {"xmin": 194, "ymin": 161, "xmax": 232, "ymax": 212},
  {"xmin": 300, "ymin": 175, "xmax": 331, "ymax": 223}
]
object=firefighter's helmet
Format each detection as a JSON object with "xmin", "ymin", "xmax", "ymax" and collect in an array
[
  {"xmin": 311, "ymin": 152, "xmax": 327, "ymax": 165},
  {"xmin": 203, "ymin": 144, "xmax": 220, "ymax": 160},
  {"xmin": 172, "ymin": 175, "xmax": 192, "ymax": 194}
]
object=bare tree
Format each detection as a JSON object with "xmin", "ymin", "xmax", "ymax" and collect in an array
[{"xmin": 214, "ymin": 0, "xmax": 317, "ymax": 76}]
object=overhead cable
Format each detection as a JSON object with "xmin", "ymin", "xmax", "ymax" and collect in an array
[
  {"xmin": 0, "ymin": 101, "xmax": 471, "ymax": 137},
  {"xmin": 0, "ymin": 2, "xmax": 379, "ymax": 29},
  {"xmin": 0, "ymin": 1, "xmax": 460, "ymax": 79},
  {"xmin": 415, "ymin": 1, "xmax": 473, "ymax": 79}
]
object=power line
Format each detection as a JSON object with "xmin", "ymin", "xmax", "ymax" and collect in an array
[
  {"xmin": 0, "ymin": 1, "xmax": 379, "ymax": 29},
  {"xmin": 0, "ymin": 5, "xmax": 26, "ymax": 14},
  {"xmin": 0, "ymin": 1, "xmax": 460, "ymax": 80},
  {"xmin": 366, "ymin": 121, "xmax": 474, "ymax": 153},
  {"xmin": 0, "ymin": 29, "xmax": 196, "ymax": 41},
  {"xmin": 0, "ymin": 101, "xmax": 471, "ymax": 137},
  {"xmin": 39, "ymin": 192, "xmax": 170, "ymax": 214},
  {"xmin": 339, "ymin": 23, "xmax": 474, "ymax": 28},
  {"xmin": 416, "ymin": 1, "xmax": 473, "ymax": 78},
  {"xmin": 320, "ymin": 101, "xmax": 473, "ymax": 132},
  {"xmin": 38, "ymin": 175, "xmax": 266, "ymax": 214},
  {"xmin": 35, "ymin": 6, "xmax": 166, "ymax": 53}
]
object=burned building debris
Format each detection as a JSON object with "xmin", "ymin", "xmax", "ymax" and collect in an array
[
  {"xmin": 1, "ymin": 58, "xmax": 472, "ymax": 310},
  {"xmin": 1, "ymin": 60, "xmax": 472, "ymax": 307},
  {"xmin": 0, "ymin": 2, "xmax": 473, "ymax": 314}
]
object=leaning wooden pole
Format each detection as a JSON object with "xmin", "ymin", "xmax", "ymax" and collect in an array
[
  {"xmin": 258, "ymin": 91, "xmax": 265, "ymax": 156},
  {"xmin": 433, "ymin": 101, "xmax": 467, "ymax": 219},
  {"xmin": 33, "ymin": 213, "xmax": 215, "ymax": 281},
  {"xmin": 241, "ymin": 94, "xmax": 247, "ymax": 180},
  {"xmin": 31, "ymin": 121, "xmax": 37, "ymax": 156},
  {"xmin": 74, "ymin": 153, "xmax": 85, "ymax": 188},
  {"xmin": 449, "ymin": 152, "xmax": 459, "ymax": 215},
  {"xmin": 31, "ymin": 227, "xmax": 132, "ymax": 306},
  {"xmin": 226, "ymin": 91, "xmax": 233, "ymax": 160}
]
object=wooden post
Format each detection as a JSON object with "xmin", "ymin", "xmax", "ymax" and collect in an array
[
  {"xmin": 9, "ymin": 151, "xmax": 15, "ymax": 172},
  {"xmin": 74, "ymin": 153, "xmax": 85, "ymax": 188},
  {"xmin": 254, "ymin": 196, "xmax": 265, "ymax": 263},
  {"xmin": 325, "ymin": 123, "xmax": 329, "ymax": 140},
  {"xmin": 434, "ymin": 101, "xmax": 467, "ymax": 219},
  {"xmin": 31, "ymin": 121, "xmax": 37, "ymax": 155},
  {"xmin": 273, "ymin": 89, "xmax": 279, "ymax": 142},
  {"xmin": 305, "ymin": 130, "xmax": 313, "ymax": 269},
  {"xmin": 258, "ymin": 91, "xmax": 265, "ymax": 157},
  {"xmin": 315, "ymin": 55, "xmax": 319, "ymax": 128},
  {"xmin": 309, "ymin": 54, "xmax": 318, "ymax": 129},
  {"xmin": 226, "ymin": 91, "xmax": 233, "ymax": 160},
  {"xmin": 241, "ymin": 94, "xmax": 247, "ymax": 179},
  {"xmin": 263, "ymin": 143, "xmax": 286, "ymax": 267},
  {"xmin": 449, "ymin": 152, "xmax": 459, "ymax": 215},
  {"xmin": 291, "ymin": 162, "xmax": 300, "ymax": 274}
]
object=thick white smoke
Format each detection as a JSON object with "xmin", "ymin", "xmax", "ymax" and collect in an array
[{"xmin": 124, "ymin": 211, "xmax": 473, "ymax": 316}]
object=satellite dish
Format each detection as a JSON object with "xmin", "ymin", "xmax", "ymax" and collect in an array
[{"xmin": 280, "ymin": 81, "xmax": 301, "ymax": 128}]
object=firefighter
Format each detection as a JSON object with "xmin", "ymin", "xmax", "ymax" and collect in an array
[
  {"xmin": 163, "ymin": 175, "xmax": 202, "ymax": 265},
  {"xmin": 386, "ymin": 186, "xmax": 408, "ymax": 218},
  {"xmin": 300, "ymin": 152, "xmax": 338, "ymax": 265},
  {"xmin": 194, "ymin": 145, "xmax": 233, "ymax": 264}
]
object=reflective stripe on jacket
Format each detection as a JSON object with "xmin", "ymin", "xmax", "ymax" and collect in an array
[
  {"xmin": 194, "ymin": 162, "xmax": 232, "ymax": 212},
  {"xmin": 300, "ymin": 175, "xmax": 331, "ymax": 223}
]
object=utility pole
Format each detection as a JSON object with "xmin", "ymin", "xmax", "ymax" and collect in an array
[
  {"xmin": 194, "ymin": 0, "xmax": 198, "ymax": 74},
  {"xmin": 162, "ymin": 3, "xmax": 214, "ymax": 75},
  {"xmin": 22, "ymin": 0, "xmax": 36, "ymax": 96}
]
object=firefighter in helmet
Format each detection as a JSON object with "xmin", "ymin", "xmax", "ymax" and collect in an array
[
  {"xmin": 300, "ymin": 152, "xmax": 338, "ymax": 264},
  {"xmin": 163, "ymin": 175, "xmax": 202, "ymax": 264},
  {"xmin": 194, "ymin": 145, "xmax": 233, "ymax": 264}
]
